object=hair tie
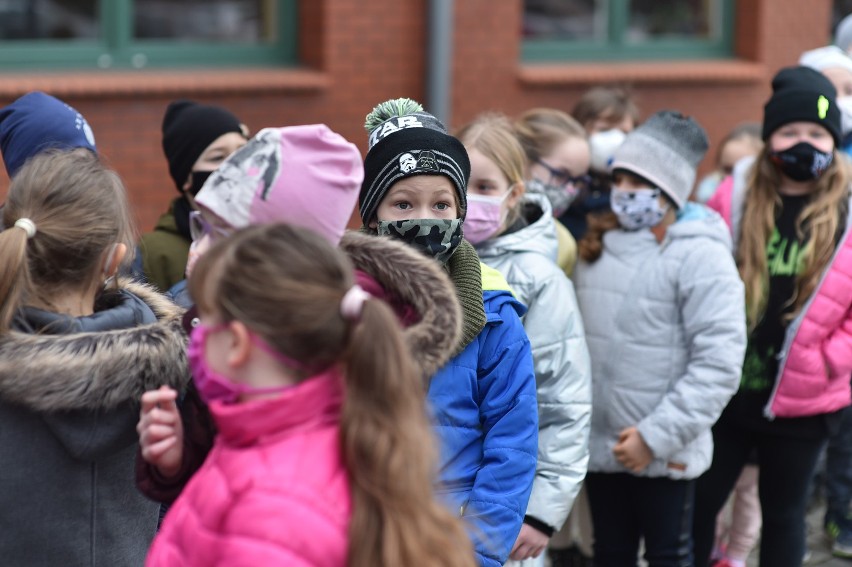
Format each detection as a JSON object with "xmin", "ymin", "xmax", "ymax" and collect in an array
[
  {"xmin": 14, "ymin": 218, "xmax": 36, "ymax": 239},
  {"xmin": 340, "ymin": 285, "xmax": 370, "ymax": 320}
]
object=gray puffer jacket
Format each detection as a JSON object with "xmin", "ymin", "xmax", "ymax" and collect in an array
[
  {"xmin": 572, "ymin": 204, "xmax": 746, "ymax": 480},
  {"xmin": 475, "ymin": 193, "xmax": 591, "ymax": 532}
]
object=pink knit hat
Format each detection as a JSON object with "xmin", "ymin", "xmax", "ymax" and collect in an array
[{"xmin": 195, "ymin": 124, "xmax": 363, "ymax": 245}]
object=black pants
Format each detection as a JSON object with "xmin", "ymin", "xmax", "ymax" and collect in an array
[
  {"xmin": 692, "ymin": 410, "xmax": 828, "ymax": 567},
  {"xmin": 585, "ymin": 472, "xmax": 695, "ymax": 567}
]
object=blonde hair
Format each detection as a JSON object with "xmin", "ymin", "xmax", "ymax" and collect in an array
[
  {"xmin": 0, "ymin": 149, "xmax": 136, "ymax": 332},
  {"xmin": 739, "ymin": 147, "xmax": 851, "ymax": 327},
  {"xmin": 456, "ymin": 113, "xmax": 527, "ymax": 226},
  {"xmin": 514, "ymin": 107, "xmax": 587, "ymax": 164},
  {"xmin": 188, "ymin": 223, "xmax": 476, "ymax": 567}
]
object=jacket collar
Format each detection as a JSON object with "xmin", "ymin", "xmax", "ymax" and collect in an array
[{"xmin": 210, "ymin": 370, "xmax": 343, "ymax": 447}]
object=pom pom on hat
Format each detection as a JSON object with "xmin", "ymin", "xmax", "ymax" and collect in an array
[
  {"xmin": 360, "ymin": 97, "xmax": 470, "ymax": 225},
  {"xmin": 195, "ymin": 124, "xmax": 363, "ymax": 246},
  {"xmin": 161, "ymin": 100, "xmax": 245, "ymax": 192},
  {"xmin": 762, "ymin": 66, "xmax": 841, "ymax": 144},
  {"xmin": 0, "ymin": 91, "xmax": 97, "ymax": 178},
  {"xmin": 609, "ymin": 110, "xmax": 709, "ymax": 210}
]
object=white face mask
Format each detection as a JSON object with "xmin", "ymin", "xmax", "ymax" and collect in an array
[
  {"xmin": 610, "ymin": 187, "xmax": 669, "ymax": 230},
  {"xmin": 838, "ymin": 96, "xmax": 852, "ymax": 137},
  {"xmin": 589, "ymin": 129, "xmax": 627, "ymax": 173}
]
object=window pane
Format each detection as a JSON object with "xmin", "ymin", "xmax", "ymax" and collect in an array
[
  {"xmin": 523, "ymin": 0, "xmax": 608, "ymax": 42},
  {"xmin": 627, "ymin": 0, "xmax": 719, "ymax": 43},
  {"xmin": 134, "ymin": 0, "xmax": 276, "ymax": 42},
  {"xmin": 0, "ymin": 0, "xmax": 99, "ymax": 41}
]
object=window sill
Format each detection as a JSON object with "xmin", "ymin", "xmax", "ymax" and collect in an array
[
  {"xmin": 0, "ymin": 67, "xmax": 330, "ymax": 99},
  {"xmin": 518, "ymin": 59, "xmax": 767, "ymax": 86}
]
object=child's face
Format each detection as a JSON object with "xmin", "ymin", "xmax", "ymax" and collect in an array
[
  {"xmin": 822, "ymin": 66, "xmax": 852, "ymax": 98},
  {"xmin": 467, "ymin": 147, "xmax": 522, "ymax": 212},
  {"xmin": 186, "ymin": 206, "xmax": 235, "ymax": 277},
  {"xmin": 611, "ymin": 170, "xmax": 669, "ymax": 208},
  {"xmin": 769, "ymin": 121, "xmax": 834, "ymax": 154},
  {"xmin": 586, "ymin": 113, "xmax": 634, "ymax": 135},
  {"xmin": 719, "ymin": 138, "xmax": 761, "ymax": 175},
  {"xmin": 528, "ymin": 137, "xmax": 591, "ymax": 187},
  {"xmin": 374, "ymin": 175, "xmax": 459, "ymax": 223}
]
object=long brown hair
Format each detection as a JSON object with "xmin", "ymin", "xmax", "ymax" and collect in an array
[
  {"xmin": 0, "ymin": 149, "xmax": 136, "ymax": 332},
  {"xmin": 739, "ymin": 146, "xmax": 851, "ymax": 327},
  {"xmin": 189, "ymin": 223, "xmax": 476, "ymax": 567}
]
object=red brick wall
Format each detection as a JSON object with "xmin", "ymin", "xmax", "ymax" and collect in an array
[{"xmin": 0, "ymin": 0, "xmax": 835, "ymax": 233}]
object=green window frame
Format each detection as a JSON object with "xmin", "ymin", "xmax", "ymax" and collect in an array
[
  {"xmin": 522, "ymin": 0, "xmax": 735, "ymax": 62},
  {"xmin": 0, "ymin": 0, "xmax": 297, "ymax": 71}
]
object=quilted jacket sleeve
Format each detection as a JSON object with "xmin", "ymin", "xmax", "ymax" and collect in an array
[
  {"xmin": 521, "ymin": 269, "xmax": 591, "ymax": 533},
  {"xmin": 464, "ymin": 293, "xmax": 539, "ymax": 567},
  {"xmin": 636, "ymin": 241, "xmax": 746, "ymax": 461}
]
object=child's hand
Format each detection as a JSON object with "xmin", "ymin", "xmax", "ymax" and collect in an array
[
  {"xmin": 509, "ymin": 523, "xmax": 550, "ymax": 561},
  {"xmin": 137, "ymin": 386, "xmax": 184, "ymax": 478},
  {"xmin": 613, "ymin": 426, "xmax": 653, "ymax": 473}
]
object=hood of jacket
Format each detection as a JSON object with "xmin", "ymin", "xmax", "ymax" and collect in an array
[
  {"xmin": 665, "ymin": 202, "xmax": 733, "ymax": 249},
  {"xmin": 339, "ymin": 231, "xmax": 462, "ymax": 379},
  {"xmin": 475, "ymin": 193, "xmax": 558, "ymax": 262},
  {"xmin": 0, "ymin": 278, "xmax": 189, "ymax": 412}
]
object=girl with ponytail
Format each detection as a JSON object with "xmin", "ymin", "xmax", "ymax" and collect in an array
[
  {"xmin": 145, "ymin": 223, "xmax": 476, "ymax": 567},
  {"xmin": 0, "ymin": 149, "xmax": 188, "ymax": 565}
]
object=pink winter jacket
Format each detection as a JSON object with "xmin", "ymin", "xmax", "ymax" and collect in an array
[
  {"xmin": 146, "ymin": 371, "xmax": 351, "ymax": 567},
  {"xmin": 709, "ymin": 161, "xmax": 852, "ymax": 418}
]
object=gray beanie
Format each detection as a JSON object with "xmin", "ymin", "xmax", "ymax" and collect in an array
[
  {"xmin": 609, "ymin": 110, "xmax": 708, "ymax": 209},
  {"xmin": 836, "ymin": 14, "xmax": 852, "ymax": 52}
]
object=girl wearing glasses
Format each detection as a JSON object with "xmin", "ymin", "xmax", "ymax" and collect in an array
[
  {"xmin": 514, "ymin": 108, "xmax": 592, "ymax": 276},
  {"xmin": 457, "ymin": 113, "xmax": 592, "ymax": 567}
]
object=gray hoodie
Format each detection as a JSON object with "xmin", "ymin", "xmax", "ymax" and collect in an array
[{"xmin": 572, "ymin": 204, "xmax": 746, "ymax": 479}]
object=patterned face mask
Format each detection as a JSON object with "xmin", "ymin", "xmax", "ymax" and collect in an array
[
  {"xmin": 610, "ymin": 187, "xmax": 669, "ymax": 231},
  {"xmin": 376, "ymin": 218, "xmax": 464, "ymax": 264},
  {"xmin": 526, "ymin": 177, "xmax": 581, "ymax": 217}
]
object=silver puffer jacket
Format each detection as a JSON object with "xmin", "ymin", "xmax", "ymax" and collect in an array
[{"xmin": 474, "ymin": 193, "xmax": 592, "ymax": 532}]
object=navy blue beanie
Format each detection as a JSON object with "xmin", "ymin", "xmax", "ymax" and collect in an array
[{"xmin": 0, "ymin": 91, "xmax": 97, "ymax": 178}]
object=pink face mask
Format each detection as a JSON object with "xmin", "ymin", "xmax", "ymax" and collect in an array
[
  {"xmin": 187, "ymin": 323, "xmax": 304, "ymax": 405},
  {"xmin": 464, "ymin": 191, "xmax": 511, "ymax": 245}
]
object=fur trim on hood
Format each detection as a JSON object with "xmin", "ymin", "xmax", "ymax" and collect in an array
[
  {"xmin": 0, "ymin": 279, "xmax": 189, "ymax": 412},
  {"xmin": 339, "ymin": 232, "xmax": 462, "ymax": 379}
]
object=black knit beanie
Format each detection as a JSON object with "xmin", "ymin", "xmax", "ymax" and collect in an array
[
  {"xmin": 161, "ymin": 100, "xmax": 245, "ymax": 192},
  {"xmin": 360, "ymin": 98, "xmax": 471, "ymax": 225},
  {"xmin": 762, "ymin": 66, "xmax": 841, "ymax": 144}
]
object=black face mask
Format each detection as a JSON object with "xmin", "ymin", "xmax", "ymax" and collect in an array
[
  {"xmin": 187, "ymin": 170, "xmax": 214, "ymax": 197},
  {"xmin": 769, "ymin": 142, "xmax": 833, "ymax": 182}
]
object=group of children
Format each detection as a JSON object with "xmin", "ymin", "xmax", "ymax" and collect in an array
[{"xmin": 0, "ymin": 48, "xmax": 849, "ymax": 567}]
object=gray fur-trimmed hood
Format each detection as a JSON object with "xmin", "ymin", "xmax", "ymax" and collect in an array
[
  {"xmin": 339, "ymin": 231, "xmax": 462, "ymax": 380},
  {"xmin": 0, "ymin": 279, "xmax": 189, "ymax": 412}
]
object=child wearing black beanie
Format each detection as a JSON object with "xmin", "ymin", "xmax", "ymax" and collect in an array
[
  {"xmin": 136, "ymin": 100, "xmax": 248, "ymax": 292},
  {"xmin": 360, "ymin": 98, "xmax": 539, "ymax": 567},
  {"xmin": 693, "ymin": 65, "xmax": 852, "ymax": 567}
]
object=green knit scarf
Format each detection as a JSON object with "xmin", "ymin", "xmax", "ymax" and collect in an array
[{"xmin": 446, "ymin": 239, "xmax": 486, "ymax": 355}]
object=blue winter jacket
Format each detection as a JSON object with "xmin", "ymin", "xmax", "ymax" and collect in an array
[{"xmin": 428, "ymin": 288, "xmax": 539, "ymax": 567}]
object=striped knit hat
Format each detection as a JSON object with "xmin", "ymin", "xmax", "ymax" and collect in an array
[{"xmin": 359, "ymin": 98, "xmax": 470, "ymax": 225}]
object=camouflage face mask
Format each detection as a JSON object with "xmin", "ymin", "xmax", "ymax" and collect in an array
[{"xmin": 376, "ymin": 218, "xmax": 464, "ymax": 264}]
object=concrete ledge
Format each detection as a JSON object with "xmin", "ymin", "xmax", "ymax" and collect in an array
[
  {"xmin": 518, "ymin": 60, "xmax": 768, "ymax": 86},
  {"xmin": 0, "ymin": 68, "xmax": 331, "ymax": 99}
]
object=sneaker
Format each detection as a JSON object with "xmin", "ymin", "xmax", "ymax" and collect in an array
[
  {"xmin": 548, "ymin": 546, "xmax": 593, "ymax": 567},
  {"xmin": 833, "ymin": 527, "xmax": 852, "ymax": 559}
]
